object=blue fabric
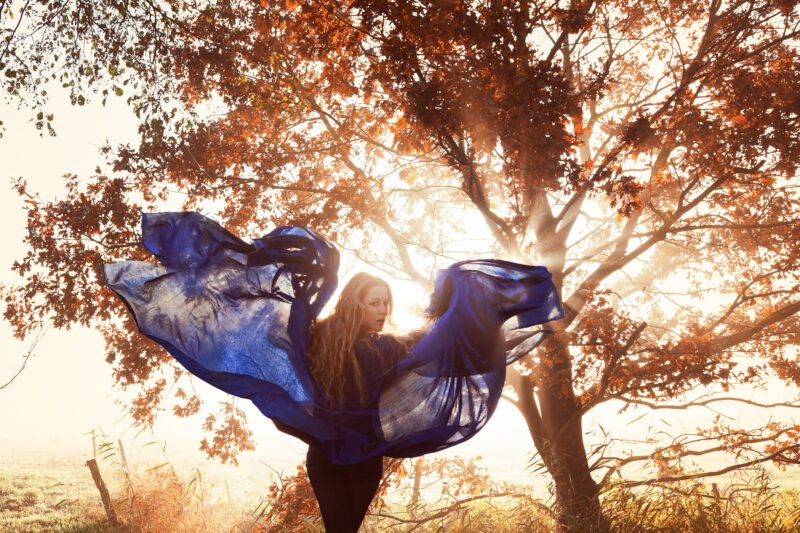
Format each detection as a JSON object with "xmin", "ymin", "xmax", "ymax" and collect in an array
[{"xmin": 102, "ymin": 212, "xmax": 564, "ymax": 464}]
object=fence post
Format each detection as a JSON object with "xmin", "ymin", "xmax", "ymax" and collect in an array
[{"xmin": 86, "ymin": 458, "xmax": 120, "ymax": 527}]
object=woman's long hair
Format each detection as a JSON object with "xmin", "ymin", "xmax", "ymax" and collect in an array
[{"xmin": 308, "ymin": 272, "xmax": 393, "ymax": 409}]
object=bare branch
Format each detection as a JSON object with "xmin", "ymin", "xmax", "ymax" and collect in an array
[
  {"xmin": 613, "ymin": 395, "xmax": 800, "ymax": 411},
  {"xmin": 617, "ymin": 443, "xmax": 800, "ymax": 489},
  {"xmin": 0, "ymin": 325, "xmax": 48, "ymax": 391}
]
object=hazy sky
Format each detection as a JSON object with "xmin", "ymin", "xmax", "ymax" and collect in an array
[{"xmin": 1, "ymin": 80, "xmax": 797, "ymax": 498}]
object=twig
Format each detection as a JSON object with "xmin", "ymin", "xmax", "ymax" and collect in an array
[{"xmin": 0, "ymin": 324, "xmax": 48, "ymax": 390}]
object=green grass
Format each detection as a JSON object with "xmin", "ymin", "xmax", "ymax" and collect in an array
[{"xmin": 0, "ymin": 466, "xmax": 121, "ymax": 533}]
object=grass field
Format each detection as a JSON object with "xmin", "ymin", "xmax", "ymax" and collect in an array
[
  {"xmin": 3, "ymin": 455, "xmax": 800, "ymax": 532},
  {"xmin": 0, "ymin": 457, "xmax": 264, "ymax": 533},
  {"xmin": 0, "ymin": 462, "xmax": 118, "ymax": 532}
]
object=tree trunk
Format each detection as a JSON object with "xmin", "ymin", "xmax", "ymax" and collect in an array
[
  {"xmin": 512, "ymin": 338, "xmax": 608, "ymax": 532},
  {"xmin": 540, "ymin": 380, "xmax": 607, "ymax": 531},
  {"xmin": 409, "ymin": 458, "xmax": 424, "ymax": 518}
]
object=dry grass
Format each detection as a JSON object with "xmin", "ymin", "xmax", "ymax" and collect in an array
[
  {"xmin": 3, "ymin": 451, "xmax": 800, "ymax": 532},
  {"xmin": 110, "ymin": 466, "xmax": 254, "ymax": 533},
  {"xmin": 602, "ymin": 469, "xmax": 800, "ymax": 533},
  {"xmin": 0, "ymin": 454, "xmax": 260, "ymax": 532}
]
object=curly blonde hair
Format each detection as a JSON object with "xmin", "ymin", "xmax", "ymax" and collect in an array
[{"xmin": 308, "ymin": 272, "xmax": 393, "ymax": 409}]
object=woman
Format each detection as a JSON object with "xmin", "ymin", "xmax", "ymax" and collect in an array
[
  {"xmin": 103, "ymin": 212, "xmax": 563, "ymax": 529},
  {"xmin": 304, "ymin": 272, "xmax": 405, "ymax": 532}
]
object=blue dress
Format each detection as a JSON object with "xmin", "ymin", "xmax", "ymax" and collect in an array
[{"xmin": 102, "ymin": 212, "xmax": 564, "ymax": 464}]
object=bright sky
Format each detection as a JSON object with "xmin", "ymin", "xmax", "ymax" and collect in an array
[{"xmin": 1, "ymin": 80, "xmax": 798, "ymax": 502}]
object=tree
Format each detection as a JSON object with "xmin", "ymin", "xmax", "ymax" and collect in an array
[{"xmin": 3, "ymin": 0, "xmax": 800, "ymax": 530}]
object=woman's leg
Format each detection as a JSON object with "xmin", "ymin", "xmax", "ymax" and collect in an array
[
  {"xmin": 345, "ymin": 455, "xmax": 384, "ymax": 531},
  {"xmin": 306, "ymin": 446, "xmax": 358, "ymax": 532}
]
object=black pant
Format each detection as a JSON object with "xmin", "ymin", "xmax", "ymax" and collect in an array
[{"xmin": 306, "ymin": 446, "xmax": 383, "ymax": 533}]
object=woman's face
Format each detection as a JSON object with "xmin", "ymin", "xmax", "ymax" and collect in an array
[{"xmin": 360, "ymin": 284, "xmax": 390, "ymax": 334}]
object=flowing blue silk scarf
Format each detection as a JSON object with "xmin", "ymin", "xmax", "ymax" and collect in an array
[{"xmin": 103, "ymin": 212, "xmax": 564, "ymax": 464}]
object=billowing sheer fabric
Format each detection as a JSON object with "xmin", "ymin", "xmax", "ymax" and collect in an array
[{"xmin": 103, "ymin": 212, "xmax": 564, "ymax": 464}]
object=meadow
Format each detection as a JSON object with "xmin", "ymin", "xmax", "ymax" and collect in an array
[
  {"xmin": 0, "ymin": 458, "xmax": 255, "ymax": 532},
  {"xmin": 2, "ymin": 448, "xmax": 800, "ymax": 532}
]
